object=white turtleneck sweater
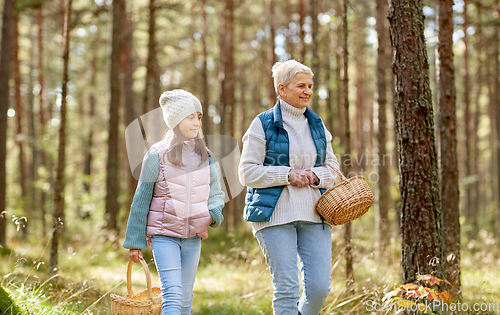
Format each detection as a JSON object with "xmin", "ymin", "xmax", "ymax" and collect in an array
[{"xmin": 239, "ymin": 100, "xmax": 339, "ymax": 233}]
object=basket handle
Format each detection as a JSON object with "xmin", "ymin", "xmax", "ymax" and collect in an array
[
  {"xmin": 322, "ymin": 163, "xmax": 348, "ymax": 182},
  {"xmin": 126, "ymin": 258, "xmax": 153, "ymax": 301}
]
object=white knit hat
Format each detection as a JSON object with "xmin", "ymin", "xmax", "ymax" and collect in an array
[{"xmin": 159, "ymin": 89, "xmax": 203, "ymax": 129}]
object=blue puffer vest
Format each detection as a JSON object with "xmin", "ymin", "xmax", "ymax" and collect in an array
[{"xmin": 244, "ymin": 101, "xmax": 327, "ymax": 222}]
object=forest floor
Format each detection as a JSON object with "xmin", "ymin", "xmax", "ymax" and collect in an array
[{"xmin": 1, "ymin": 218, "xmax": 499, "ymax": 314}]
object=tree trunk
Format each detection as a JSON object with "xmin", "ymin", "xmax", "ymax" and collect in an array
[
  {"xmin": 325, "ymin": 30, "xmax": 334, "ymax": 134},
  {"xmin": 122, "ymin": 1, "xmax": 137, "ymax": 213},
  {"xmin": 267, "ymin": 0, "xmax": 277, "ymax": 108},
  {"xmin": 0, "ymin": 0, "xmax": 15, "ymax": 247},
  {"xmin": 238, "ymin": 10, "xmax": 248, "ymax": 139},
  {"xmin": 218, "ymin": 0, "xmax": 226, "ymax": 145},
  {"xmin": 38, "ymin": 7, "xmax": 44, "ymax": 129},
  {"xmin": 285, "ymin": 2, "xmax": 295, "ymax": 59},
  {"xmin": 388, "ymin": 0, "xmax": 444, "ymax": 283},
  {"xmin": 83, "ymin": 48, "xmax": 97, "ymax": 195},
  {"xmin": 13, "ymin": 11, "xmax": 28, "ymax": 237},
  {"xmin": 298, "ymin": 0, "xmax": 306, "ymax": 63},
  {"xmin": 59, "ymin": 0, "xmax": 65, "ymax": 30},
  {"xmin": 37, "ymin": 6, "xmax": 48, "ymax": 237},
  {"xmin": 462, "ymin": 0, "xmax": 476, "ymax": 239},
  {"xmin": 252, "ymin": 60, "xmax": 261, "ymax": 119},
  {"xmin": 325, "ymin": 21, "xmax": 337, "ymax": 137},
  {"xmin": 353, "ymin": 8, "xmax": 366, "ymax": 172},
  {"xmin": 391, "ymin": 69, "xmax": 401, "ymax": 237},
  {"xmin": 235, "ymin": 5, "xmax": 248, "ymax": 227},
  {"xmin": 226, "ymin": 0, "xmax": 234, "ymax": 137},
  {"xmin": 310, "ymin": 0, "xmax": 320, "ymax": 112},
  {"xmin": 83, "ymin": 97, "xmax": 95, "ymax": 195},
  {"xmin": 28, "ymin": 19, "xmax": 39, "ymax": 237},
  {"xmin": 143, "ymin": 0, "xmax": 157, "ymax": 115},
  {"xmin": 50, "ymin": 0, "xmax": 73, "ymax": 271},
  {"xmin": 188, "ymin": 3, "xmax": 198, "ymax": 96},
  {"xmin": 218, "ymin": 0, "xmax": 235, "ymax": 229},
  {"xmin": 336, "ymin": 0, "xmax": 345, "ymax": 147},
  {"xmin": 472, "ymin": 2, "xmax": 483, "ymax": 233},
  {"xmin": 494, "ymin": 0, "xmax": 500, "ymax": 231},
  {"xmin": 200, "ymin": 0, "xmax": 211, "ymax": 136},
  {"xmin": 341, "ymin": 0, "xmax": 354, "ymax": 293},
  {"xmin": 105, "ymin": 0, "xmax": 123, "ymax": 232},
  {"xmin": 437, "ymin": 0, "xmax": 461, "ymax": 298},
  {"xmin": 487, "ymin": 48, "xmax": 499, "ymax": 234},
  {"xmin": 225, "ymin": 0, "xmax": 235, "ymax": 228},
  {"xmin": 375, "ymin": 0, "xmax": 391, "ymax": 265}
]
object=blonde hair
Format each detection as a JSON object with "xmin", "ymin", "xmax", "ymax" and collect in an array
[
  {"xmin": 164, "ymin": 128, "xmax": 210, "ymax": 167},
  {"xmin": 271, "ymin": 60, "xmax": 314, "ymax": 98}
]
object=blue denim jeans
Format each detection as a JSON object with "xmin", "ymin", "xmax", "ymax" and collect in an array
[
  {"xmin": 256, "ymin": 221, "xmax": 332, "ymax": 315},
  {"xmin": 151, "ymin": 235, "xmax": 201, "ymax": 315}
]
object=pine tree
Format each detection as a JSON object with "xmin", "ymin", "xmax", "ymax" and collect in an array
[{"xmin": 389, "ymin": 0, "xmax": 444, "ymax": 283}]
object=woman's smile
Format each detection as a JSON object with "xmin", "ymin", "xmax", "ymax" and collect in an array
[{"xmin": 279, "ymin": 72, "xmax": 313, "ymax": 108}]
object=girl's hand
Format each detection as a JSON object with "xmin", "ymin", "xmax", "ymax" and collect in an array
[{"xmin": 129, "ymin": 249, "xmax": 143, "ymax": 263}]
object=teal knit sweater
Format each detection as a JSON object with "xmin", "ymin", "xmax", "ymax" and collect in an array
[{"xmin": 123, "ymin": 146, "xmax": 225, "ymax": 249}]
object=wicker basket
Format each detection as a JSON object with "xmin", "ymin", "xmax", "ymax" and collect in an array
[
  {"xmin": 110, "ymin": 259, "xmax": 162, "ymax": 315},
  {"xmin": 315, "ymin": 165, "xmax": 374, "ymax": 226}
]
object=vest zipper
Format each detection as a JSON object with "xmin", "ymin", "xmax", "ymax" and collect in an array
[{"xmin": 185, "ymin": 149, "xmax": 191, "ymax": 238}]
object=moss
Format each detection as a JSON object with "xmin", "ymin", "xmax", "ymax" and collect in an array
[{"xmin": 0, "ymin": 286, "xmax": 24, "ymax": 315}]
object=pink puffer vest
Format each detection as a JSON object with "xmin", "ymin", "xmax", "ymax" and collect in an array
[{"xmin": 146, "ymin": 139, "xmax": 212, "ymax": 240}]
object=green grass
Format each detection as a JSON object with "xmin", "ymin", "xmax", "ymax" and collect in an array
[
  {"xmin": 1, "ymin": 217, "xmax": 500, "ymax": 315},
  {"xmin": 192, "ymin": 229, "xmax": 273, "ymax": 315},
  {"xmin": 0, "ymin": 285, "xmax": 23, "ymax": 315}
]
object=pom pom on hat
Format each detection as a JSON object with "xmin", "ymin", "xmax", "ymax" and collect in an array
[{"xmin": 159, "ymin": 89, "xmax": 203, "ymax": 129}]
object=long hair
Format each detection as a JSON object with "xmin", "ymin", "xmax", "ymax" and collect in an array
[{"xmin": 164, "ymin": 126, "xmax": 210, "ymax": 167}]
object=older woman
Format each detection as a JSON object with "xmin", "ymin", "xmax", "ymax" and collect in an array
[{"xmin": 239, "ymin": 60, "xmax": 339, "ymax": 315}]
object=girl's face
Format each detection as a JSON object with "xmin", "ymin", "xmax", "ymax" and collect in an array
[
  {"xmin": 178, "ymin": 112, "xmax": 202, "ymax": 139},
  {"xmin": 278, "ymin": 72, "xmax": 313, "ymax": 108}
]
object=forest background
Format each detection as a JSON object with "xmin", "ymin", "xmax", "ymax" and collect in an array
[{"xmin": 0, "ymin": 0, "xmax": 499, "ymax": 314}]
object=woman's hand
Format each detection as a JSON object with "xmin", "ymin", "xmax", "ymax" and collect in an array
[
  {"xmin": 289, "ymin": 169, "xmax": 317, "ymax": 187},
  {"xmin": 129, "ymin": 249, "xmax": 143, "ymax": 263},
  {"xmin": 306, "ymin": 170, "xmax": 319, "ymax": 186}
]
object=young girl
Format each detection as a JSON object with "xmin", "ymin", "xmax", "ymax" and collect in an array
[{"xmin": 123, "ymin": 89, "xmax": 225, "ymax": 315}]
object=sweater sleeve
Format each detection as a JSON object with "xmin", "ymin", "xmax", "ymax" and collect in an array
[
  {"xmin": 310, "ymin": 123, "xmax": 340, "ymax": 189},
  {"xmin": 239, "ymin": 117, "xmax": 291, "ymax": 188},
  {"xmin": 123, "ymin": 147, "xmax": 160, "ymax": 250},
  {"xmin": 208, "ymin": 154, "xmax": 225, "ymax": 228}
]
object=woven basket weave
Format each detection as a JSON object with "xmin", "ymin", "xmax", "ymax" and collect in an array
[
  {"xmin": 315, "ymin": 165, "xmax": 374, "ymax": 226},
  {"xmin": 110, "ymin": 259, "xmax": 162, "ymax": 315}
]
